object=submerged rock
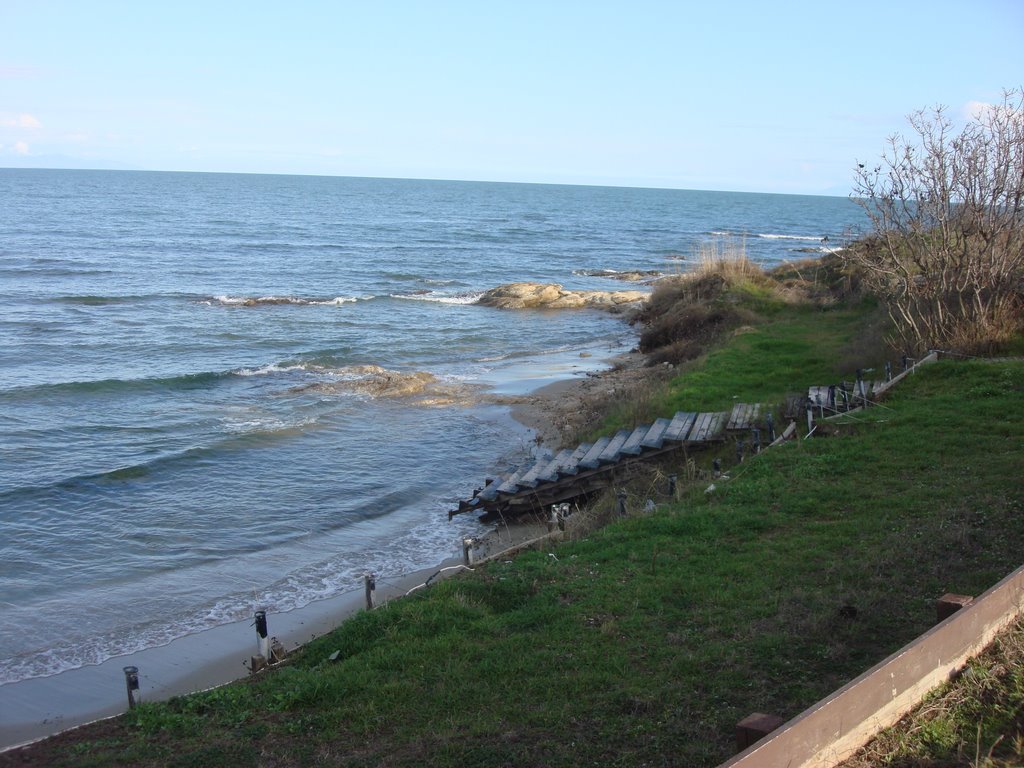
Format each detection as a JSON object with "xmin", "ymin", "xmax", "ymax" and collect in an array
[{"xmin": 476, "ymin": 283, "xmax": 648, "ymax": 312}]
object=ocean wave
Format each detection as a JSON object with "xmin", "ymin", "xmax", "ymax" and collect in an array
[
  {"xmin": 0, "ymin": 506, "xmax": 483, "ymax": 685},
  {"xmin": 707, "ymin": 230, "xmax": 826, "ymax": 242},
  {"xmin": 209, "ymin": 295, "xmax": 359, "ymax": 307},
  {"xmin": 757, "ymin": 233, "xmax": 826, "ymax": 242},
  {"xmin": 572, "ymin": 268, "xmax": 662, "ymax": 281},
  {"xmin": 235, "ymin": 363, "xmax": 311, "ymax": 377},
  {"xmin": 389, "ymin": 291, "xmax": 484, "ymax": 305},
  {"xmin": 0, "ymin": 370, "xmax": 229, "ymax": 400},
  {"xmin": 53, "ymin": 294, "xmax": 154, "ymax": 306}
]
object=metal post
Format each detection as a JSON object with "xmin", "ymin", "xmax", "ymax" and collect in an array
[
  {"xmin": 617, "ymin": 490, "xmax": 627, "ymax": 517},
  {"xmin": 254, "ymin": 609, "xmax": 270, "ymax": 662},
  {"xmin": 123, "ymin": 665, "xmax": 140, "ymax": 710},
  {"xmin": 364, "ymin": 573, "xmax": 375, "ymax": 610}
]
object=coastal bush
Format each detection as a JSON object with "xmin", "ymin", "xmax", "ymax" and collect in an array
[{"xmin": 850, "ymin": 88, "xmax": 1024, "ymax": 355}]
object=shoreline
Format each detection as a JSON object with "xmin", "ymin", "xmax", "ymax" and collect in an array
[{"xmin": 0, "ymin": 334, "xmax": 660, "ymax": 752}]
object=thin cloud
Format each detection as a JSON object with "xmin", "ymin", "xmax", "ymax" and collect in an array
[
  {"xmin": 965, "ymin": 100, "xmax": 995, "ymax": 120},
  {"xmin": 0, "ymin": 113, "xmax": 42, "ymax": 129},
  {"xmin": 14, "ymin": 141, "xmax": 30, "ymax": 155}
]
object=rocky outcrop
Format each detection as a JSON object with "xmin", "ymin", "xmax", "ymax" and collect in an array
[{"xmin": 476, "ymin": 283, "xmax": 648, "ymax": 313}]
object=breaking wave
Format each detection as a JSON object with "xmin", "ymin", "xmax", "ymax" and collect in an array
[{"xmin": 209, "ymin": 295, "xmax": 360, "ymax": 307}]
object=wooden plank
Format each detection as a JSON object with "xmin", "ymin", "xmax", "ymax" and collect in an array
[
  {"xmin": 517, "ymin": 455, "xmax": 557, "ymax": 489},
  {"xmin": 620, "ymin": 425, "xmax": 650, "ymax": 455},
  {"xmin": 559, "ymin": 443, "xmax": 592, "ymax": 476},
  {"xmin": 641, "ymin": 417, "xmax": 671, "ymax": 449},
  {"xmin": 664, "ymin": 411, "xmax": 697, "ymax": 442},
  {"xmin": 686, "ymin": 412, "xmax": 710, "ymax": 442},
  {"xmin": 478, "ymin": 481, "xmax": 501, "ymax": 501},
  {"xmin": 720, "ymin": 565, "xmax": 1024, "ymax": 768},
  {"xmin": 537, "ymin": 448, "xmax": 573, "ymax": 482},
  {"xmin": 496, "ymin": 469, "xmax": 525, "ymax": 495},
  {"xmin": 728, "ymin": 403, "xmax": 761, "ymax": 430},
  {"xmin": 727, "ymin": 403, "xmax": 747, "ymax": 430},
  {"xmin": 691, "ymin": 411, "xmax": 727, "ymax": 442},
  {"xmin": 579, "ymin": 436, "xmax": 612, "ymax": 470},
  {"xmin": 598, "ymin": 429, "xmax": 631, "ymax": 464}
]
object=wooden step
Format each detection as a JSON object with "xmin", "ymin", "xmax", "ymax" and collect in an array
[
  {"xmin": 495, "ymin": 469, "xmax": 526, "ymax": 495},
  {"xmin": 727, "ymin": 402, "xmax": 761, "ymax": 430},
  {"xmin": 598, "ymin": 429, "xmax": 632, "ymax": 464},
  {"xmin": 664, "ymin": 411, "xmax": 697, "ymax": 442},
  {"xmin": 620, "ymin": 425, "xmax": 651, "ymax": 455},
  {"xmin": 579, "ymin": 436, "xmax": 612, "ymax": 470},
  {"xmin": 689, "ymin": 412, "xmax": 727, "ymax": 442},
  {"xmin": 559, "ymin": 443, "xmax": 592, "ymax": 476},
  {"xmin": 517, "ymin": 454, "xmax": 557, "ymax": 489},
  {"xmin": 641, "ymin": 417, "xmax": 672, "ymax": 449},
  {"xmin": 537, "ymin": 448, "xmax": 574, "ymax": 482}
]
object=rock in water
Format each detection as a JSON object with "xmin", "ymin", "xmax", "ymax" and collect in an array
[{"xmin": 476, "ymin": 282, "xmax": 648, "ymax": 312}]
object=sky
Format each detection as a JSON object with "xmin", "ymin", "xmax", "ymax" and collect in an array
[{"xmin": 1, "ymin": 0, "xmax": 1021, "ymax": 195}]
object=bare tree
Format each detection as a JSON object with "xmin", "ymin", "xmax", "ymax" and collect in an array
[{"xmin": 849, "ymin": 88, "xmax": 1024, "ymax": 354}]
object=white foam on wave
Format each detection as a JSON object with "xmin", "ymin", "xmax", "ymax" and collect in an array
[
  {"xmin": 390, "ymin": 292, "xmax": 484, "ymax": 305},
  {"xmin": 708, "ymin": 230, "xmax": 826, "ymax": 243},
  {"xmin": 757, "ymin": 233, "xmax": 825, "ymax": 242},
  {"xmin": 0, "ymin": 501, "xmax": 489, "ymax": 686},
  {"xmin": 235, "ymin": 363, "xmax": 309, "ymax": 377},
  {"xmin": 212, "ymin": 295, "xmax": 359, "ymax": 307}
]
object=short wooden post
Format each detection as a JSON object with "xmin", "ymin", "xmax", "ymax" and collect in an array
[
  {"xmin": 462, "ymin": 537, "xmax": 475, "ymax": 565},
  {"xmin": 806, "ymin": 406, "xmax": 814, "ymax": 435},
  {"xmin": 254, "ymin": 609, "xmax": 270, "ymax": 662},
  {"xmin": 617, "ymin": 490, "xmax": 627, "ymax": 517},
  {"xmin": 885, "ymin": 361, "xmax": 893, "ymax": 381},
  {"xmin": 364, "ymin": 573, "xmax": 376, "ymax": 610},
  {"xmin": 668, "ymin": 474, "xmax": 677, "ymax": 497},
  {"xmin": 735, "ymin": 440, "xmax": 745, "ymax": 463},
  {"xmin": 840, "ymin": 382, "xmax": 850, "ymax": 410},
  {"xmin": 736, "ymin": 712, "xmax": 786, "ymax": 752},
  {"xmin": 827, "ymin": 384, "xmax": 836, "ymax": 411},
  {"xmin": 936, "ymin": 593, "xmax": 974, "ymax": 623},
  {"xmin": 712, "ymin": 458, "xmax": 721, "ymax": 478},
  {"xmin": 122, "ymin": 665, "xmax": 140, "ymax": 710},
  {"xmin": 902, "ymin": 354, "xmax": 909, "ymax": 372},
  {"xmin": 751, "ymin": 427, "xmax": 761, "ymax": 454}
]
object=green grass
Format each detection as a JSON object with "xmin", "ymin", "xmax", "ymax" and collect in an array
[
  {"xmin": 8, "ymin": 356, "xmax": 1021, "ymax": 768},
  {"xmin": 597, "ymin": 302, "xmax": 876, "ymax": 436}
]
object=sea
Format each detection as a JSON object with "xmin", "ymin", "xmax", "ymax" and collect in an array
[{"xmin": 0, "ymin": 169, "xmax": 869, "ymax": 691}]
